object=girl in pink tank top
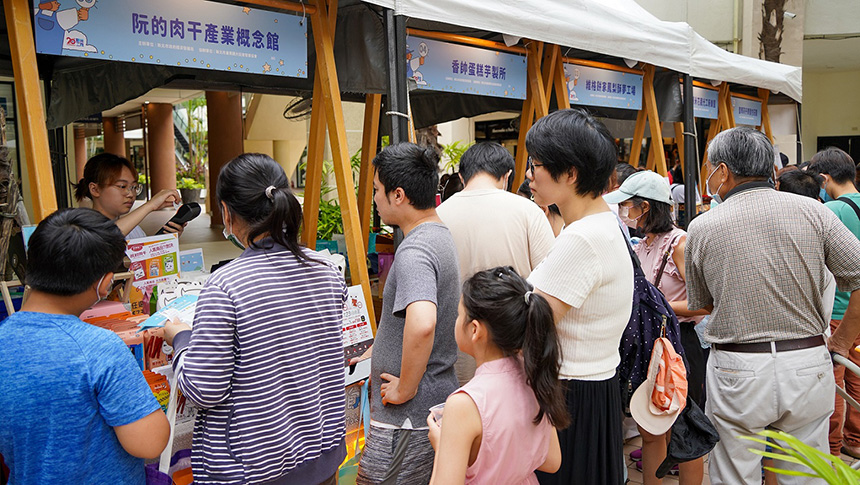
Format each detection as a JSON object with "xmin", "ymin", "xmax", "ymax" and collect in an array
[{"xmin": 426, "ymin": 266, "xmax": 570, "ymax": 484}]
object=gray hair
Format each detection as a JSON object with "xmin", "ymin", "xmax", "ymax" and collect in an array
[{"xmin": 706, "ymin": 126, "xmax": 774, "ymax": 178}]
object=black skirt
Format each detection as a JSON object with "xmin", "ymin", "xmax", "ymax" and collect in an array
[{"xmin": 536, "ymin": 374, "xmax": 625, "ymax": 485}]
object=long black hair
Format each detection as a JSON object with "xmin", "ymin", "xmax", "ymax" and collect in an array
[
  {"xmin": 461, "ymin": 266, "xmax": 571, "ymax": 429},
  {"xmin": 216, "ymin": 153, "xmax": 317, "ymax": 264}
]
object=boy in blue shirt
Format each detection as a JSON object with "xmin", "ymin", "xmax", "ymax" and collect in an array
[{"xmin": 0, "ymin": 208, "xmax": 169, "ymax": 484}]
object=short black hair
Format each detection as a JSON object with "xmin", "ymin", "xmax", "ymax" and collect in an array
[
  {"xmin": 777, "ymin": 170, "xmax": 823, "ymax": 200},
  {"xmin": 616, "ymin": 163, "xmax": 639, "ymax": 185},
  {"xmin": 629, "ymin": 197, "xmax": 675, "ymax": 235},
  {"xmin": 26, "ymin": 208, "xmax": 126, "ymax": 295},
  {"xmin": 809, "ymin": 147, "xmax": 857, "ymax": 184},
  {"xmin": 373, "ymin": 142, "xmax": 439, "ymax": 210},
  {"xmin": 525, "ymin": 109, "xmax": 617, "ymax": 198},
  {"xmin": 517, "ymin": 179, "xmax": 532, "ymax": 198},
  {"xmin": 459, "ymin": 142, "xmax": 515, "ymax": 184}
]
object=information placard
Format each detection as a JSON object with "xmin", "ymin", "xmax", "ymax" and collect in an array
[
  {"xmin": 563, "ymin": 63, "xmax": 643, "ymax": 110},
  {"xmin": 34, "ymin": 0, "xmax": 307, "ymax": 78},
  {"xmin": 691, "ymin": 86, "xmax": 719, "ymax": 120},
  {"xmin": 731, "ymin": 96, "xmax": 763, "ymax": 126},
  {"xmin": 126, "ymin": 234, "xmax": 180, "ymax": 289},
  {"xmin": 405, "ymin": 35, "xmax": 527, "ymax": 99}
]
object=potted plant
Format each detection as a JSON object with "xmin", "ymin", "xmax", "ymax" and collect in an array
[
  {"xmin": 136, "ymin": 173, "xmax": 149, "ymax": 200},
  {"xmin": 177, "ymin": 177, "xmax": 204, "ymax": 204}
]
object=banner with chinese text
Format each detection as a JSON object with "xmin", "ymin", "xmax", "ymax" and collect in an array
[
  {"xmin": 34, "ymin": 0, "xmax": 307, "ymax": 77},
  {"xmin": 562, "ymin": 63, "xmax": 643, "ymax": 110},
  {"xmin": 731, "ymin": 96, "xmax": 763, "ymax": 126},
  {"xmin": 691, "ymin": 86, "xmax": 719, "ymax": 119},
  {"xmin": 405, "ymin": 35, "xmax": 527, "ymax": 99}
]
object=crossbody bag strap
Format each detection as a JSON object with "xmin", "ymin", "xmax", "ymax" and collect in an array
[
  {"xmin": 653, "ymin": 234, "xmax": 681, "ymax": 290},
  {"xmin": 837, "ymin": 197, "xmax": 860, "ymax": 224}
]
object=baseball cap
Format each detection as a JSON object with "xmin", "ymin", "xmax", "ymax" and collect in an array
[
  {"xmin": 630, "ymin": 337, "xmax": 688, "ymax": 435},
  {"xmin": 604, "ymin": 170, "xmax": 673, "ymax": 205}
]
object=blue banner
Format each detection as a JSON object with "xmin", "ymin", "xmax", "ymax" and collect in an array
[
  {"xmin": 562, "ymin": 63, "xmax": 643, "ymax": 110},
  {"xmin": 692, "ymin": 86, "xmax": 719, "ymax": 120},
  {"xmin": 405, "ymin": 35, "xmax": 527, "ymax": 99},
  {"xmin": 34, "ymin": 0, "xmax": 307, "ymax": 78},
  {"xmin": 731, "ymin": 96, "xmax": 763, "ymax": 126}
]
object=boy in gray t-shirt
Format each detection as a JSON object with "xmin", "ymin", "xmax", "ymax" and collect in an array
[{"xmin": 356, "ymin": 143, "xmax": 460, "ymax": 485}]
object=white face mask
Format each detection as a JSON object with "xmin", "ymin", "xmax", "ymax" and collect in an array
[
  {"xmin": 619, "ymin": 204, "xmax": 647, "ymax": 228},
  {"xmin": 706, "ymin": 165, "xmax": 725, "ymax": 204},
  {"xmin": 94, "ymin": 274, "xmax": 107, "ymax": 304}
]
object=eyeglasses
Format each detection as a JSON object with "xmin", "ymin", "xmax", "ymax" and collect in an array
[
  {"xmin": 527, "ymin": 157, "xmax": 545, "ymax": 174},
  {"xmin": 111, "ymin": 182, "xmax": 143, "ymax": 196}
]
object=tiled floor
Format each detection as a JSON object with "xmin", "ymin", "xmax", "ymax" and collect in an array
[{"xmin": 623, "ymin": 435, "xmax": 860, "ymax": 484}]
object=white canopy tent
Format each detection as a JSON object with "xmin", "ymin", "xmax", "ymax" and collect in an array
[{"xmin": 363, "ymin": 0, "xmax": 802, "ymax": 102}]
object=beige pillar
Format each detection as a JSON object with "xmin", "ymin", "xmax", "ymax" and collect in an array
[
  {"xmin": 205, "ymin": 91, "xmax": 243, "ymax": 227},
  {"xmin": 73, "ymin": 127, "xmax": 86, "ymax": 183},
  {"xmin": 103, "ymin": 117, "xmax": 126, "ymax": 158},
  {"xmin": 273, "ymin": 140, "xmax": 304, "ymax": 181},
  {"xmin": 145, "ymin": 103, "xmax": 176, "ymax": 195}
]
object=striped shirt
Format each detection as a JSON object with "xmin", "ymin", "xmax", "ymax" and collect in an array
[
  {"xmin": 172, "ymin": 242, "xmax": 347, "ymax": 485},
  {"xmin": 686, "ymin": 183, "xmax": 860, "ymax": 344}
]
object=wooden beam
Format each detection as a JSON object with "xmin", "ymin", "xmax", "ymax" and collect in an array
[
  {"xmin": 5, "ymin": 0, "xmax": 57, "ymax": 221},
  {"xmin": 405, "ymin": 28, "xmax": 527, "ymax": 55},
  {"xmin": 562, "ymin": 56, "xmax": 644, "ymax": 76},
  {"xmin": 630, "ymin": 109, "xmax": 647, "ymax": 167},
  {"xmin": 513, "ymin": 88, "xmax": 534, "ymax": 192},
  {"xmin": 718, "ymin": 83, "xmax": 734, "ymax": 130},
  {"xmin": 358, "ymin": 93, "xmax": 381, "ymax": 251},
  {"xmin": 700, "ymin": 119, "xmax": 721, "ymax": 194},
  {"xmin": 553, "ymin": 48, "xmax": 571, "ymax": 110},
  {"xmin": 301, "ymin": 0, "xmax": 338, "ymax": 248},
  {"xmin": 526, "ymin": 41, "xmax": 549, "ymax": 119},
  {"xmin": 541, "ymin": 44, "xmax": 558, "ymax": 107},
  {"xmin": 310, "ymin": 0, "xmax": 376, "ymax": 329},
  {"xmin": 642, "ymin": 65, "xmax": 667, "ymax": 176},
  {"xmin": 674, "ymin": 122, "xmax": 684, "ymax": 175},
  {"xmin": 757, "ymin": 88, "xmax": 773, "ymax": 143}
]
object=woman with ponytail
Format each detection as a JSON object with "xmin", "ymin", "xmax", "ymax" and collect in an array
[
  {"xmin": 163, "ymin": 153, "xmax": 348, "ymax": 485},
  {"xmin": 427, "ymin": 266, "xmax": 569, "ymax": 485}
]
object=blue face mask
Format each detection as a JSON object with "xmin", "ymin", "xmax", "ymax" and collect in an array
[{"xmin": 820, "ymin": 186, "xmax": 833, "ymax": 202}]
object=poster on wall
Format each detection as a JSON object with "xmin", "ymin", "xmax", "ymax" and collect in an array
[
  {"xmin": 33, "ymin": 0, "xmax": 307, "ymax": 78},
  {"xmin": 125, "ymin": 234, "xmax": 180, "ymax": 289},
  {"xmin": 731, "ymin": 96, "xmax": 763, "ymax": 126},
  {"xmin": 562, "ymin": 63, "xmax": 643, "ymax": 110},
  {"xmin": 405, "ymin": 35, "xmax": 527, "ymax": 100}
]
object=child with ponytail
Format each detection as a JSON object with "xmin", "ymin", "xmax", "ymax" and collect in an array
[{"xmin": 427, "ymin": 266, "xmax": 570, "ymax": 484}]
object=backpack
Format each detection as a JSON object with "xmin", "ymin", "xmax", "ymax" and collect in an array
[{"xmin": 617, "ymin": 234, "xmax": 685, "ymax": 416}]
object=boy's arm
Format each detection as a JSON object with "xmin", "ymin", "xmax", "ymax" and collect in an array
[
  {"xmin": 113, "ymin": 410, "xmax": 170, "ymax": 459},
  {"xmin": 380, "ymin": 300, "xmax": 436, "ymax": 405}
]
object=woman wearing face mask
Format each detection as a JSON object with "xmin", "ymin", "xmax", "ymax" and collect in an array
[
  {"xmin": 162, "ymin": 153, "xmax": 349, "ymax": 485},
  {"xmin": 74, "ymin": 153, "xmax": 184, "ymax": 238},
  {"xmin": 604, "ymin": 170, "xmax": 708, "ymax": 485}
]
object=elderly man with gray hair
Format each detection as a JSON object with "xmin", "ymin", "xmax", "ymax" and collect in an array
[{"xmin": 686, "ymin": 126, "xmax": 860, "ymax": 484}]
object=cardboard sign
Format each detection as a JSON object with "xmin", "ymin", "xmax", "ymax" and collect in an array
[{"xmin": 126, "ymin": 234, "xmax": 180, "ymax": 289}]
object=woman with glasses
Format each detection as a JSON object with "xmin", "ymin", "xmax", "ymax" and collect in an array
[{"xmin": 74, "ymin": 153, "xmax": 184, "ymax": 238}]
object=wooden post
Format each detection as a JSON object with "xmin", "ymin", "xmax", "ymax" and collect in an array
[
  {"xmin": 541, "ymin": 45, "xmax": 558, "ymax": 107},
  {"xmin": 630, "ymin": 109, "xmax": 647, "ymax": 167},
  {"xmin": 301, "ymin": 0, "xmax": 338, "ymax": 248},
  {"xmin": 757, "ymin": 88, "xmax": 773, "ymax": 143},
  {"xmin": 674, "ymin": 122, "xmax": 684, "ymax": 175},
  {"xmin": 526, "ymin": 41, "xmax": 549, "ymax": 119},
  {"xmin": 513, "ymin": 91, "xmax": 534, "ymax": 192},
  {"xmin": 358, "ymin": 94, "xmax": 381, "ymax": 250},
  {"xmin": 5, "ymin": 0, "xmax": 57, "ymax": 221},
  {"xmin": 642, "ymin": 65, "xmax": 667, "ymax": 176},
  {"xmin": 310, "ymin": 0, "xmax": 376, "ymax": 329},
  {"xmin": 718, "ymin": 83, "xmax": 734, "ymax": 130},
  {"xmin": 553, "ymin": 49, "xmax": 571, "ymax": 110},
  {"xmin": 700, "ymin": 119, "xmax": 721, "ymax": 193}
]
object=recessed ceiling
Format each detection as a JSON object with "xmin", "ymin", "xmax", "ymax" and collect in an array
[
  {"xmin": 101, "ymin": 88, "xmax": 205, "ymax": 118},
  {"xmin": 803, "ymin": 37, "xmax": 860, "ymax": 72}
]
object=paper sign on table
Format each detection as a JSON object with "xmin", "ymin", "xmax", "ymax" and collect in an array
[
  {"xmin": 126, "ymin": 234, "xmax": 180, "ymax": 289},
  {"xmin": 179, "ymin": 249, "xmax": 205, "ymax": 276}
]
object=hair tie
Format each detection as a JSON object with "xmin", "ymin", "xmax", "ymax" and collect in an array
[
  {"xmin": 265, "ymin": 185, "xmax": 277, "ymax": 201},
  {"xmin": 524, "ymin": 290, "xmax": 533, "ymax": 305}
]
